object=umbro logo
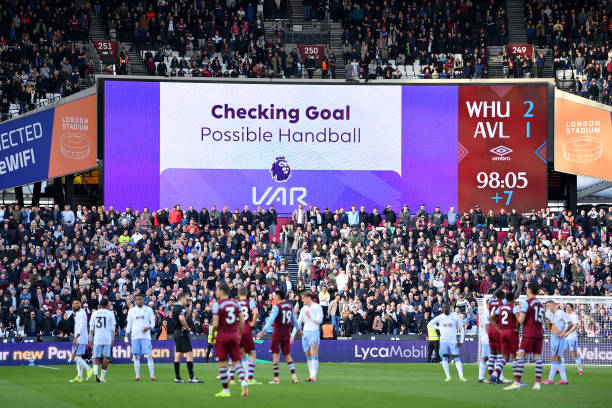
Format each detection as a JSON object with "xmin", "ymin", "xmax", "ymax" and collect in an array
[{"xmin": 490, "ymin": 145, "xmax": 512, "ymax": 161}]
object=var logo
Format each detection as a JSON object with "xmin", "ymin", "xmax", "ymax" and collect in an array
[{"xmin": 252, "ymin": 187, "xmax": 307, "ymax": 206}]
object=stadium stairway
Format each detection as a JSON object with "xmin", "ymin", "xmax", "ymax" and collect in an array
[
  {"xmin": 506, "ymin": 0, "xmax": 527, "ymax": 44},
  {"xmin": 329, "ymin": 23, "xmax": 346, "ymax": 79},
  {"xmin": 486, "ymin": 46, "xmax": 505, "ymax": 78},
  {"xmin": 285, "ymin": 257, "xmax": 300, "ymax": 287},
  {"xmin": 122, "ymin": 43, "xmax": 148, "ymax": 75},
  {"xmin": 540, "ymin": 47, "xmax": 554, "ymax": 78},
  {"xmin": 80, "ymin": 0, "xmax": 107, "ymax": 41}
]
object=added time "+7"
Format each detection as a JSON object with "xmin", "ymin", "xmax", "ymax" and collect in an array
[{"xmin": 477, "ymin": 171, "xmax": 528, "ymax": 206}]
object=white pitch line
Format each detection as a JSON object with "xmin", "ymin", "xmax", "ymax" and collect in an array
[{"xmin": 36, "ymin": 365, "xmax": 60, "ymax": 370}]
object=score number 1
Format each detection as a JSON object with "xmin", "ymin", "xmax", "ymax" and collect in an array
[{"xmin": 524, "ymin": 100, "xmax": 533, "ymax": 138}]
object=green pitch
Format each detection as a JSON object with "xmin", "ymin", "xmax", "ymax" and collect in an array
[{"xmin": 0, "ymin": 363, "xmax": 609, "ymax": 408}]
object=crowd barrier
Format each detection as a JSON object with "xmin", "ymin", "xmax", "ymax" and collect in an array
[{"xmin": 0, "ymin": 340, "xmax": 478, "ymax": 366}]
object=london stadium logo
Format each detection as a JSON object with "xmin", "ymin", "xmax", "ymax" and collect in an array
[
  {"xmin": 270, "ymin": 156, "xmax": 291, "ymax": 182},
  {"xmin": 490, "ymin": 145, "xmax": 513, "ymax": 161}
]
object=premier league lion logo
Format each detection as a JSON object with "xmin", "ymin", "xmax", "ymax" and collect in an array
[{"xmin": 271, "ymin": 156, "xmax": 291, "ymax": 182}]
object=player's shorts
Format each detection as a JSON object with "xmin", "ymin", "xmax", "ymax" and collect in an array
[
  {"xmin": 131, "ymin": 338, "xmax": 152, "ymax": 356},
  {"xmin": 174, "ymin": 332, "xmax": 193, "ymax": 353},
  {"xmin": 302, "ymin": 330, "xmax": 320, "ymax": 353},
  {"xmin": 487, "ymin": 327, "xmax": 500, "ymax": 351},
  {"xmin": 550, "ymin": 335, "xmax": 566, "ymax": 356},
  {"xmin": 481, "ymin": 343, "xmax": 491, "ymax": 359},
  {"xmin": 439, "ymin": 341, "xmax": 459, "ymax": 357},
  {"xmin": 72, "ymin": 343, "xmax": 87, "ymax": 356},
  {"xmin": 500, "ymin": 330, "xmax": 519, "ymax": 355},
  {"xmin": 270, "ymin": 336, "xmax": 291, "ymax": 355},
  {"xmin": 93, "ymin": 344, "xmax": 111, "ymax": 358},
  {"xmin": 565, "ymin": 338, "xmax": 578, "ymax": 353},
  {"xmin": 240, "ymin": 330, "xmax": 256, "ymax": 354},
  {"xmin": 519, "ymin": 336, "xmax": 543, "ymax": 355},
  {"xmin": 216, "ymin": 336, "xmax": 241, "ymax": 362}
]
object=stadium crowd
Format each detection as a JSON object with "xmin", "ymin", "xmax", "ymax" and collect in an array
[
  {"xmin": 0, "ymin": 202, "xmax": 610, "ymax": 341},
  {"xmin": 525, "ymin": 0, "xmax": 612, "ymax": 104},
  {"xmin": 107, "ymin": 0, "xmax": 508, "ymax": 79},
  {"xmin": 0, "ymin": 0, "xmax": 93, "ymax": 121},
  {"xmin": 337, "ymin": 0, "xmax": 505, "ymax": 80}
]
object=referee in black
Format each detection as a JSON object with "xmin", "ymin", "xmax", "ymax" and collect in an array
[{"xmin": 173, "ymin": 293, "xmax": 203, "ymax": 383}]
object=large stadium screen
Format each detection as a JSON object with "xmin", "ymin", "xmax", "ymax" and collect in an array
[
  {"xmin": 103, "ymin": 81, "xmax": 548, "ymax": 213},
  {"xmin": 554, "ymin": 92, "xmax": 612, "ymax": 180}
]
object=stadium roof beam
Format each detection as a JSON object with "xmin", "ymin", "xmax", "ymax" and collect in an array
[
  {"xmin": 577, "ymin": 181, "xmax": 612, "ymax": 199},
  {"xmin": 577, "ymin": 196, "xmax": 612, "ymax": 204}
]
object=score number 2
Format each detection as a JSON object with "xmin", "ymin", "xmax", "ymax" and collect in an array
[{"xmin": 523, "ymin": 100, "xmax": 533, "ymax": 138}]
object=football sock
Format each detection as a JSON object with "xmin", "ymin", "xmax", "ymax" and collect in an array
[
  {"xmin": 455, "ymin": 358, "xmax": 464, "ymax": 378},
  {"xmin": 559, "ymin": 362, "xmax": 567, "ymax": 382},
  {"xmin": 575, "ymin": 356, "xmax": 583, "ymax": 371},
  {"xmin": 229, "ymin": 365, "xmax": 235, "ymax": 381},
  {"xmin": 219, "ymin": 367, "xmax": 229, "ymax": 390},
  {"xmin": 313, "ymin": 356, "xmax": 319, "ymax": 378},
  {"xmin": 81, "ymin": 358, "xmax": 91, "ymax": 372},
  {"xmin": 174, "ymin": 362, "xmax": 181, "ymax": 379},
  {"xmin": 495, "ymin": 358, "xmax": 506, "ymax": 377},
  {"xmin": 147, "ymin": 356, "xmax": 155, "ymax": 377},
  {"xmin": 187, "ymin": 361, "xmax": 194, "ymax": 379},
  {"xmin": 548, "ymin": 362, "xmax": 558, "ymax": 381},
  {"xmin": 307, "ymin": 356, "xmax": 314, "ymax": 377},
  {"xmin": 514, "ymin": 357, "xmax": 525, "ymax": 382},
  {"xmin": 248, "ymin": 360, "xmax": 255, "ymax": 380},
  {"xmin": 478, "ymin": 360, "xmax": 486, "ymax": 380},
  {"xmin": 101, "ymin": 369, "xmax": 106, "ymax": 380},
  {"xmin": 134, "ymin": 359, "xmax": 140, "ymax": 377},
  {"xmin": 235, "ymin": 363, "xmax": 246, "ymax": 382},
  {"xmin": 487, "ymin": 356, "xmax": 495, "ymax": 375},
  {"xmin": 288, "ymin": 362, "xmax": 296, "ymax": 376},
  {"xmin": 75, "ymin": 357, "xmax": 90, "ymax": 376},
  {"xmin": 442, "ymin": 358, "xmax": 451, "ymax": 378},
  {"xmin": 273, "ymin": 363, "xmax": 279, "ymax": 379},
  {"xmin": 535, "ymin": 358, "xmax": 543, "ymax": 383},
  {"xmin": 76, "ymin": 360, "xmax": 83, "ymax": 378},
  {"xmin": 93, "ymin": 364, "xmax": 99, "ymax": 376}
]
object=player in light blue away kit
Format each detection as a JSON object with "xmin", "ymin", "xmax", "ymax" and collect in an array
[
  {"xmin": 564, "ymin": 303, "xmax": 583, "ymax": 375},
  {"xmin": 542, "ymin": 301, "xmax": 570, "ymax": 385},
  {"xmin": 69, "ymin": 298, "xmax": 94, "ymax": 383},
  {"xmin": 478, "ymin": 302, "xmax": 492, "ymax": 382},
  {"xmin": 89, "ymin": 299, "xmax": 116, "ymax": 382},
  {"xmin": 126, "ymin": 294, "xmax": 157, "ymax": 381},
  {"xmin": 291, "ymin": 290, "xmax": 323, "ymax": 382},
  {"xmin": 427, "ymin": 303, "xmax": 466, "ymax": 382}
]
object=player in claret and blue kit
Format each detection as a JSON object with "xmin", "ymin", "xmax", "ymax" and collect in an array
[
  {"xmin": 213, "ymin": 283, "xmax": 249, "ymax": 398},
  {"xmin": 504, "ymin": 283, "xmax": 545, "ymax": 391},
  {"xmin": 257, "ymin": 290, "xmax": 301, "ymax": 384},
  {"xmin": 427, "ymin": 303, "xmax": 466, "ymax": 382},
  {"xmin": 490, "ymin": 291, "xmax": 520, "ymax": 384},
  {"xmin": 236, "ymin": 286, "xmax": 260, "ymax": 384},
  {"xmin": 486, "ymin": 284, "xmax": 507, "ymax": 382}
]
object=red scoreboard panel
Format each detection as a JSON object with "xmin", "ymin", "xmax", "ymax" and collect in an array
[{"xmin": 458, "ymin": 85, "xmax": 548, "ymax": 212}]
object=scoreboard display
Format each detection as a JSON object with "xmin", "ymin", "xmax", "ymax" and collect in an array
[
  {"xmin": 458, "ymin": 85, "xmax": 548, "ymax": 211},
  {"xmin": 102, "ymin": 80, "xmax": 549, "ymax": 213}
]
